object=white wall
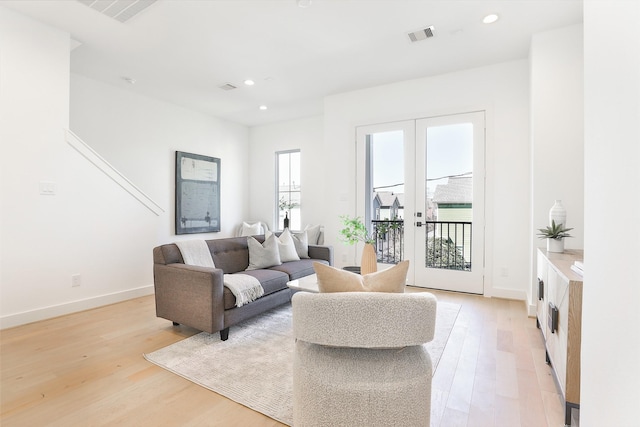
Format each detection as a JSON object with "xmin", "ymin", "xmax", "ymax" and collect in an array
[
  {"xmin": 0, "ymin": 7, "xmax": 250, "ymax": 328},
  {"xmin": 582, "ymin": 1, "xmax": 639, "ymax": 425},
  {"xmin": 248, "ymin": 116, "xmax": 325, "ymax": 231},
  {"xmin": 322, "ymin": 60, "xmax": 530, "ymax": 299},
  {"xmin": 529, "ymin": 24, "xmax": 584, "ymax": 312},
  {"xmin": 70, "ymin": 74, "xmax": 249, "ymax": 241}
]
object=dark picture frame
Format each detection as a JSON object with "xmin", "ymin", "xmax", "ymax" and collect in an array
[{"xmin": 175, "ymin": 151, "xmax": 220, "ymax": 234}]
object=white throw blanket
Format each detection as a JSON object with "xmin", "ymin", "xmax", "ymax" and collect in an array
[
  {"xmin": 175, "ymin": 239, "xmax": 264, "ymax": 307},
  {"xmin": 224, "ymin": 274, "xmax": 264, "ymax": 307},
  {"xmin": 176, "ymin": 240, "xmax": 215, "ymax": 268}
]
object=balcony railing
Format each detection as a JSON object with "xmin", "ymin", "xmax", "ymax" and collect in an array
[
  {"xmin": 372, "ymin": 219, "xmax": 404, "ymax": 264},
  {"xmin": 371, "ymin": 219, "xmax": 472, "ymax": 271},
  {"xmin": 425, "ymin": 221, "xmax": 472, "ymax": 271}
]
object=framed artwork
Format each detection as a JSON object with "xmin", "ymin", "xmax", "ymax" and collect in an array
[{"xmin": 175, "ymin": 151, "xmax": 220, "ymax": 234}]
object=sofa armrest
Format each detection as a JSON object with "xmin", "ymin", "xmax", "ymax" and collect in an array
[
  {"xmin": 153, "ymin": 263, "xmax": 225, "ymax": 334},
  {"xmin": 308, "ymin": 245, "xmax": 333, "ymax": 266}
]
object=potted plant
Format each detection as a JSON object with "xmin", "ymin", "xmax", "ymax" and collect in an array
[
  {"xmin": 537, "ymin": 219, "xmax": 573, "ymax": 253},
  {"xmin": 339, "ymin": 215, "xmax": 377, "ymax": 274}
]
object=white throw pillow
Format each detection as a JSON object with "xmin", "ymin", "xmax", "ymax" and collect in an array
[
  {"xmin": 291, "ymin": 230, "xmax": 310, "ymax": 259},
  {"xmin": 304, "ymin": 224, "xmax": 322, "ymax": 245},
  {"xmin": 241, "ymin": 222, "xmax": 263, "ymax": 236},
  {"xmin": 246, "ymin": 235, "xmax": 282, "ymax": 270},
  {"xmin": 265, "ymin": 228, "xmax": 300, "ymax": 262}
]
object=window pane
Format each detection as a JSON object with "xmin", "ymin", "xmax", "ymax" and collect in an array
[
  {"xmin": 276, "ymin": 150, "xmax": 301, "ymax": 230},
  {"xmin": 426, "ymin": 123, "xmax": 473, "ymax": 271}
]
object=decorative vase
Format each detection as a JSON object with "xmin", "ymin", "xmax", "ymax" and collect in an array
[
  {"xmin": 360, "ymin": 243, "xmax": 377, "ymax": 275},
  {"xmin": 547, "ymin": 238, "xmax": 564, "ymax": 253},
  {"xmin": 549, "ymin": 200, "xmax": 567, "ymax": 227},
  {"xmin": 283, "ymin": 212, "xmax": 289, "ymax": 229}
]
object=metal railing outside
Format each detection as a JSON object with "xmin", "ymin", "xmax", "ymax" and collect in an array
[
  {"xmin": 372, "ymin": 219, "xmax": 404, "ymax": 264},
  {"xmin": 425, "ymin": 220, "xmax": 472, "ymax": 271},
  {"xmin": 370, "ymin": 219, "xmax": 472, "ymax": 271}
]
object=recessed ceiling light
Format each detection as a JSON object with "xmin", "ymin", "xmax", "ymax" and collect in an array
[
  {"xmin": 244, "ymin": 79, "xmax": 255, "ymax": 86},
  {"xmin": 483, "ymin": 14, "xmax": 499, "ymax": 24},
  {"xmin": 297, "ymin": 0, "xmax": 311, "ymax": 8},
  {"xmin": 259, "ymin": 105, "xmax": 268, "ymax": 110}
]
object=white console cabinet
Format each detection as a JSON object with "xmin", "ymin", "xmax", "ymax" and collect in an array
[{"xmin": 536, "ymin": 248, "xmax": 583, "ymax": 427}]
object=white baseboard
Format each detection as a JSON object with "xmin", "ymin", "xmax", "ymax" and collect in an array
[
  {"xmin": 487, "ymin": 287, "xmax": 537, "ymax": 316},
  {"xmin": 487, "ymin": 286, "xmax": 527, "ymax": 301},
  {"xmin": 0, "ymin": 285, "xmax": 154, "ymax": 330}
]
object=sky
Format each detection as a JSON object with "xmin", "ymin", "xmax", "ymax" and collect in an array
[{"xmin": 371, "ymin": 123, "xmax": 473, "ymax": 196}]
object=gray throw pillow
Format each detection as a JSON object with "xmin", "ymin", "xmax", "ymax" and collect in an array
[
  {"xmin": 246, "ymin": 234, "xmax": 282, "ymax": 270},
  {"xmin": 291, "ymin": 230, "xmax": 310, "ymax": 259}
]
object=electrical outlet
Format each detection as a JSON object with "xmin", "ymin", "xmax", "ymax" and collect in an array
[
  {"xmin": 71, "ymin": 274, "xmax": 81, "ymax": 287},
  {"xmin": 501, "ymin": 267, "xmax": 509, "ymax": 277}
]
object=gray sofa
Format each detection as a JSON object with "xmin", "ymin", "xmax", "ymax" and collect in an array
[{"xmin": 153, "ymin": 235, "xmax": 333, "ymax": 340}]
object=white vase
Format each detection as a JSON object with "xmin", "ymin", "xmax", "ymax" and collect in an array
[
  {"xmin": 549, "ymin": 200, "xmax": 567, "ymax": 227},
  {"xmin": 547, "ymin": 238, "xmax": 564, "ymax": 253}
]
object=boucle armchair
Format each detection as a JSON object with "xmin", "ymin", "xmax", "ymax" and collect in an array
[{"xmin": 291, "ymin": 291, "xmax": 438, "ymax": 427}]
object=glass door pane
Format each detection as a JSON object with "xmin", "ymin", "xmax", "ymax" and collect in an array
[{"xmin": 356, "ymin": 121, "xmax": 415, "ymax": 269}]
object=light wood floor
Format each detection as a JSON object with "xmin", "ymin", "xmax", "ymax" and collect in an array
[{"xmin": 1, "ymin": 289, "xmax": 564, "ymax": 427}]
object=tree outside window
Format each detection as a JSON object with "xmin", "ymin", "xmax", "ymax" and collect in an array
[{"xmin": 276, "ymin": 150, "xmax": 301, "ymax": 230}]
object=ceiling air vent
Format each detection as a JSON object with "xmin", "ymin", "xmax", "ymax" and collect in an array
[
  {"xmin": 408, "ymin": 26, "xmax": 435, "ymax": 43},
  {"xmin": 219, "ymin": 83, "xmax": 237, "ymax": 91},
  {"xmin": 77, "ymin": 0, "xmax": 157, "ymax": 23}
]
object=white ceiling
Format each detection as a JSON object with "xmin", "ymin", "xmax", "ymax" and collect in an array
[{"xmin": 3, "ymin": 0, "xmax": 583, "ymax": 127}]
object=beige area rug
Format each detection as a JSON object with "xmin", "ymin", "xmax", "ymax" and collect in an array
[{"xmin": 144, "ymin": 300, "xmax": 461, "ymax": 426}]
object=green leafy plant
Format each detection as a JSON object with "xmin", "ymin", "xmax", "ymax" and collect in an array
[
  {"xmin": 537, "ymin": 220, "xmax": 573, "ymax": 240},
  {"xmin": 339, "ymin": 215, "xmax": 376, "ymax": 245},
  {"xmin": 278, "ymin": 197, "xmax": 299, "ymax": 211}
]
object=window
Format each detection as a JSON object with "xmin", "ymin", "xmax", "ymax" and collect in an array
[{"xmin": 276, "ymin": 150, "xmax": 301, "ymax": 230}]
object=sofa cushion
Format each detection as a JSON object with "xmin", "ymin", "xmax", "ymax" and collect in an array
[
  {"xmin": 208, "ymin": 237, "xmax": 252, "ymax": 273},
  {"xmin": 314, "ymin": 260, "xmax": 409, "ymax": 293},
  {"xmin": 223, "ymin": 269, "xmax": 290, "ymax": 309},
  {"xmin": 270, "ymin": 259, "xmax": 329, "ymax": 280}
]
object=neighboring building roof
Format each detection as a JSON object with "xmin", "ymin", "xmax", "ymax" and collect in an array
[
  {"xmin": 374, "ymin": 191, "xmax": 399, "ymax": 207},
  {"xmin": 432, "ymin": 177, "xmax": 472, "ymax": 204}
]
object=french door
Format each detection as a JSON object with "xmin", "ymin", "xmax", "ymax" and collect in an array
[
  {"xmin": 414, "ymin": 112, "xmax": 485, "ymax": 294},
  {"xmin": 356, "ymin": 111, "xmax": 485, "ymax": 294}
]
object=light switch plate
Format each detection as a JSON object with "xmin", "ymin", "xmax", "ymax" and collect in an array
[{"xmin": 39, "ymin": 181, "xmax": 56, "ymax": 195}]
